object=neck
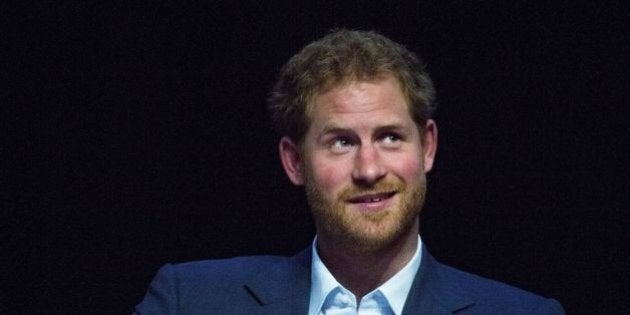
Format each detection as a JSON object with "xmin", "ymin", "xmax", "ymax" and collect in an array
[{"xmin": 316, "ymin": 220, "xmax": 419, "ymax": 300}]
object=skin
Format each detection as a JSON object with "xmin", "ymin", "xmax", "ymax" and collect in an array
[{"xmin": 279, "ymin": 75, "xmax": 437, "ymax": 300}]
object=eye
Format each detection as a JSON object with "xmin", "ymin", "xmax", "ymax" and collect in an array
[
  {"xmin": 330, "ymin": 137, "xmax": 355, "ymax": 153},
  {"xmin": 381, "ymin": 133, "xmax": 402, "ymax": 148}
]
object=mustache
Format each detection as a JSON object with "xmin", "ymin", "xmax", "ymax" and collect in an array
[{"xmin": 338, "ymin": 181, "xmax": 405, "ymax": 200}]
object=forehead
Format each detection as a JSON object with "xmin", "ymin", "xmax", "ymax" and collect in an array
[{"xmin": 308, "ymin": 76, "xmax": 412, "ymax": 126}]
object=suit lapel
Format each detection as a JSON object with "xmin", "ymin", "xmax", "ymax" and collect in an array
[
  {"xmin": 242, "ymin": 248, "xmax": 312, "ymax": 313},
  {"xmin": 240, "ymin": 245, "xmax": 477, "ymax": 314},
  {"xmin": 402, "ymin": 246, "xmax": 476, "ymax": 314}
]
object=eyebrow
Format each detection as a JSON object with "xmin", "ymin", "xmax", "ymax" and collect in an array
[{"xmin": 319, "ymin": 122, "xmax": 411, "ymax": 137}]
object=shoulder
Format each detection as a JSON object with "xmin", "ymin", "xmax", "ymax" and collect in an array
[
  {"xmin": 133, "ymin": 254, "xmax": 307, "ymax": 314},
  {"xmin": 446, "ymin": 264, "xmax": 561, "ymax": 309},
  {"xmin": 162, "ymin": 254, "xmax": 297, "ymax": 287},
  {"xmin": 414, "ymin": 251, "xmax": 565, "ymax": 314}
]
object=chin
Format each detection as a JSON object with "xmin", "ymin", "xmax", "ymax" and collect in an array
[{"xmin": 340, "ymin": 215, "xmax": 413, "ymax": 252}]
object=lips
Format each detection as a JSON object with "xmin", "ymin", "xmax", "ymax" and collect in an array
[{"xmin": 347, "ymin": 191, "xmax": 396, "ymax": 204}]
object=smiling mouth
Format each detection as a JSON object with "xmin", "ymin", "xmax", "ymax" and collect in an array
[{"xmin": 347, "ymin": 191, "xmax": 397, "ymax": 204}]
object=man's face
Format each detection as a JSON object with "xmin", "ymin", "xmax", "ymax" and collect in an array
[{"xmin": 280, "ymin": 76, "xmax": 437, "ymax": 251}]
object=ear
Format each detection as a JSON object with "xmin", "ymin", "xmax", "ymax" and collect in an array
[
  {"xmin": 421, "ymin": 119, "xmax": 438, "ymax": 173},
  {"xmin": 279, "ymin": 136, "xmax": 305, "ymax": 185}
]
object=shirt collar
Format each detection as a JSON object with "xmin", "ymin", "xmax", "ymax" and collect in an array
[{"xmin": 308, "ymin": 235, "xmax": 423, "ymax": 315}]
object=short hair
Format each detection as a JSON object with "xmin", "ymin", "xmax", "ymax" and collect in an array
[{"xmin": 268, "ymin": 29, "xmax": 436, "ymax": 143}]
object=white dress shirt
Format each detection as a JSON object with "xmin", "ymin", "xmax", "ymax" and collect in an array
[{"xmin": 308, "ymin": 236, "xmax": 423, "ymax": 315}]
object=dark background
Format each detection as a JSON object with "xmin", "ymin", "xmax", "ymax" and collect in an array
[{"xmin": 3, "ymin": 1, "xmax": 628, "ymax": 314}]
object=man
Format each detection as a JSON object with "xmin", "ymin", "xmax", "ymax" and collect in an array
[{"xmin": 134, "ymin": 30, "xmax": 564, "ymax": 314}]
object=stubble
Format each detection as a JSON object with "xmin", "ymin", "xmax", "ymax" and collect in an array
[{"xmin": 305, "ymin": 174, "xmax": 426, "ymax": 252}]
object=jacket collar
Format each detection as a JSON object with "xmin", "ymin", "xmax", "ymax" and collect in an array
[
  {"xmin": 242, "ymin": 244, "xmax": 477, "ymax": 314},
  {"xmin": 402, "ymin": 246, "xmax": 476, "ymax": 314},
  {"xmin": 242, "ymin": 248, "xmax": 312, "ymax": 313}
]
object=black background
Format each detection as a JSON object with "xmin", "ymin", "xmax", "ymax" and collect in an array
[{"xmin": 3, "ymin": 1, "xmax": 628, "ymax": 314}]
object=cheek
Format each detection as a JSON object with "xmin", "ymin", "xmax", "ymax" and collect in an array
[
  {"xmin": 395, "ymin": 156, "xmax": 424, "ymax": 180},
  {"xmin": 310, "ymin": 159, "xmax": 348, "ymax": 193}
]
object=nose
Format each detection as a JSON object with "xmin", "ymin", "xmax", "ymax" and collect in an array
[{"xmin": 351, "ymin": 144, "xmax": 386, "ymax": 185}]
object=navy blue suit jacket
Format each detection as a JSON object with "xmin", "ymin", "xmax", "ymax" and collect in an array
[{"xmin": 134, "ymin": 246, "xmax": 564, "ymax": 314}]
